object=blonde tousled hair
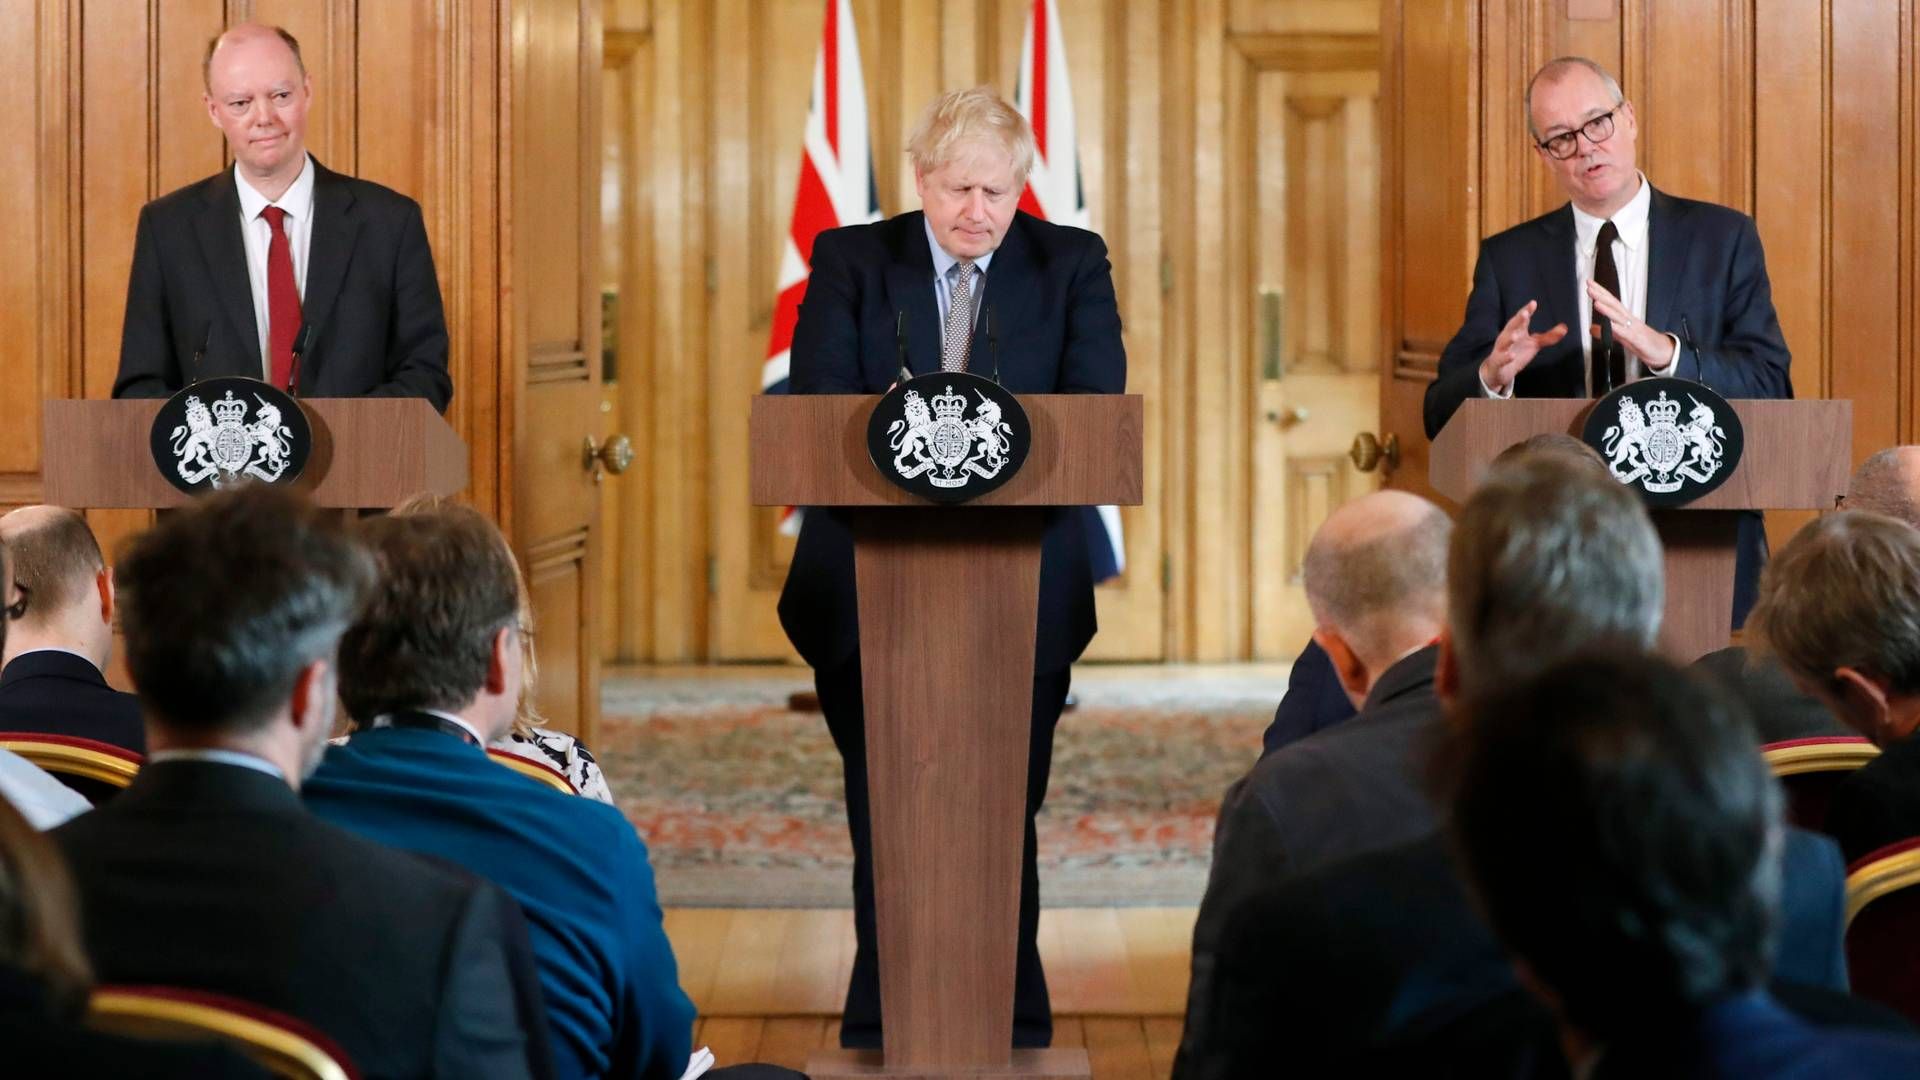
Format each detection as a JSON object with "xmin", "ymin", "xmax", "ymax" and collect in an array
[{"xmin": 907, "ymin": 86, "xmax": 1035, "ymax": 185}]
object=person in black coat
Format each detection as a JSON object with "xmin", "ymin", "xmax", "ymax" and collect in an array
[
  {"xmin": 53, "ymin": 486, "xmax": 540, "ymax": 1079},
  {"xmin": 779, "ymin": 87, "xmax": 1125, "ymax": 1051},
  {"xmin": 1748, "ymin": 511, "xmax": 1920, "ymax": 863},
  {"xmin": 112, "ymin": 24, "xmax": 450, "ymax": 408},
  {"xmin": 0, "ymin": 507, "xmax": 144, "ymax": 755},
  {"xmin": 1423, "ymin": 58, "xmax": 1789, "ymax": 626}
]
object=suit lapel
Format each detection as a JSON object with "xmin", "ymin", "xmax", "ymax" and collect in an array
[
  {"xmin": 882, "ymin": 212, "xmax": 940, "ymax": 377},
  {"xmin": 1535, "ymin": 205, "xmax": 1580, "ymax": 337},
  {"xmin": 300, "ymin": 162, "xmax": 361, "ymax": 386},
  {"xmin": 976, "ymin": 216, "xmax": 1039, "ymax": 385},
  {"xmin": 195, "ymin": 173, "xmax": 261, "ymax": 377},
  {"xmin": 1644, "ymin": 186, "xmax": 1684, "ymax": 339}
]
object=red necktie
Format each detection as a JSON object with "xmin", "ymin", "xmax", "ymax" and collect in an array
[{"xmin": 261, "ymin": 205, "xmax": 302, "ymax": 390}]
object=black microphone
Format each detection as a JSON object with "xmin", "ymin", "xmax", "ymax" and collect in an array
[
  {"xmin": 190, "ymin": 323, "xmax": 212, "ymax": 386},
  {"xmin": 894, "ymin": 311, "xmax": 912, "ymax": 385},
  {"xmin": 288, "ymin": 322, "xmax": 313, "ymax": 396},
  {"xmin": 985, "ymin": 305, "xmax": 1001, "ymax": 386},
  {"xmin": 1681, "ymin": 315, "xmax": 1699, "ymax": 363},
  {"xmin": 1595, "ymin": 315, "xmax": 1618, "ymax": 394}
]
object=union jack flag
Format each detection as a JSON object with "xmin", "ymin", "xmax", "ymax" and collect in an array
[
  {"xmin": 764, "ymin": 0, "xmax": 880, "ymax": 535},
  {"xmin": 1015, "ymin": 0, "xmax": 1125, "ymax": 579}
]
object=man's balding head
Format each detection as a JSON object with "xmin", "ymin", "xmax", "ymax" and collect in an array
[
  {"xmin": 1302, "ymin": 491, "xmax": 1452, "ymax": 703},
  {"xmin": 203, "ymin": 23, "xmax": 311, "ymax": 186},
  {"xmin": 0, "ymin": 506, "xmax": 112, "ymax": 668},
  {"xmin": 1847, "ymin": 447, "xmax": 1920, "ymax": 529}
]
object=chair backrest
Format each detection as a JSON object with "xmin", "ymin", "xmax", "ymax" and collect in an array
[
  {"xmin": 1762, "ymin": 736, "xmax": 1880, "ymax": 833},
  {"xmin": 0, "ymin": 731, "xmax": 142, "ymax": 797},
  {"xmin": 1845, "ymin": 838, "xmax": 1920, "ymax": 1025},
  {"xmin": 89, "ymin": 985, "xmax": 361, "ymax": 1080},
  {"xmin": 487, "ymin": 747, "xmax": 578, "ymax": 794}
]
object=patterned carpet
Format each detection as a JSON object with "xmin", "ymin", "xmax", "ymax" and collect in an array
[{"xmin": 599, "ymin": 671, "xmax": 1280, "ymax": 907}]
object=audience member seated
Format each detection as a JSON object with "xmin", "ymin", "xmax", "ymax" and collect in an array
[
  {"xmin": 1257, "ymin": 433, "xmax": 1606, "ymax": 758},
  {"xmin": 1437, "ymin": 655, "xmax": 1920, "ymax": 1078},
  {"xmin": 304, "ymin": 503, "xmax": 797, "ymax": 1080},
  {"xmin": 1171, "ymin": 453, "xmax": 1856, "ymax": 1078},
  {"xmin": 0, "ymin": 507, "xmax": 144, "ymax": 754},
  {"xmin": 390, "ymin": 494, "xmax": 615, "ymax": 804},
  {"xmin": 0, "ymin": 795, "xmax": 272, "ymax": 1078},
  {"xmin": 53, "ymin": 487, "xmax": 541, "ymax": 1080},
  {"xmin": 1691, "ymin": 645, "xmax": 1849, "ymax": 743},
  {"xmin": 1183, "ymin": 490, "xmax": 1450, "ymax": 1058},
  {"xmin": 1749, "ymin": 510, "xmax": 1920, "ymax": 863},
  {"xmin": 0, "ymin": 541, "xmax": 90, "ymax": 829}
]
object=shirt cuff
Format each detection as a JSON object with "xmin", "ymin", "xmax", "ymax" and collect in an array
[
  {"xmin": 1479, "ymin": 370, "xmax": 1516, "ymax": 399},
  {"xmin": 1644, "ymin": 334, "xmax": 1683, "ymax": 377}
]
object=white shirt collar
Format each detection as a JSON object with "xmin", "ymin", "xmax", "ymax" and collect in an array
[
  {"xmin": 372, "ymin": 708, "xmax": 489, "ymax": 746},
  {"xmin": 6, "ymin": 646, "xmax": 97, "ymax": 667},
  {"xmin": 148, "ymin": 748, "xmax": 286, "ymax": 780},
  {"xmin": 234, "ymin": 154, "xmax": 316, "ymax": 225},
  {"xmin": 1572, "ymin": 171, "xmax": 1652, "ymax": 255},
  {"xmin": 924, "ymin": 216, "xmax": 994, "ymax": 279}
]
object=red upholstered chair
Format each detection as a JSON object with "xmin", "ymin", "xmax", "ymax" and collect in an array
[
  {"xmin": 1762, "ymin": 736, "xmax": 1880, "ymax": 833},
  {"xmin": 88, "ymin": 985, "xmax": 361, "ymax": 1080},
  {"xmin": 0, "ymin": 731, "xmax": 142, "ymax": 803},
  {"xmin": 1845, "ymin": 839, "xmax": 1920, "ymax": 1025},
  {"xmin": 487, "ymin": 747, "xmax": 578, "ymax": 794}
]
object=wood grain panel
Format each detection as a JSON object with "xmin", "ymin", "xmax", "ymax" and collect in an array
[
  {"xmin": 248, "ymin": 0, "xmax": 358, "ymax": 174},
  {"xmin": 0, "ymin": 1, "xmax": 49, "ymax": 478},
  {"xmin": 1636, "ymin": 0, "xmax": 1749, "ymax": 210}
]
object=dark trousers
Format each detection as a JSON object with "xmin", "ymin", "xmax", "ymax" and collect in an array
[{"xmin": 815, "ymin": 654, "xmax": 1071, "ymax": 1050}]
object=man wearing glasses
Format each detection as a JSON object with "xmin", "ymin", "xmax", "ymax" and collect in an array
[{"xmin": 1422, "ymin": 56, "xmax": 1790, "ymax": 626}]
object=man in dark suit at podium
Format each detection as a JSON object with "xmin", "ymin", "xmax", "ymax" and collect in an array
[
  {"xmin": 780, "ymin": 86, "xmax": 1125, "ymax": 1050},
  {"xmin": 1422, "ymin": 56, "xmax": 1791, "ymax": 625},
  {"xmin": 112, "ymin": 23, "xmax": 451, "ymax": 410}
]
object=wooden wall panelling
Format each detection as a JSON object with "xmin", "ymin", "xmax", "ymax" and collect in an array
[
  {"xmin": 1160, "ymin": 0, "xmax": 1196, "ymax": 656},
  {"xmin": 0, "ymin": 1, "xmax": 57, "ymax": 509},
  {"xmin": 1907, "ymin": 0, "xmax": 1919, "ymax": 454},
  {"xmin": 1628, "ymin": 0, "xmax": 1750, "ymax": 213},
  {"xmin": 603, "ymin": 30, "xmax": 647, "ymax": 659},
  {"xmin": 245, "ymin": 0, "xmax": 358, "ymax": 176}
]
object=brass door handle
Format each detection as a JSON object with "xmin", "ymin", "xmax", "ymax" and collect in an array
[
  {"xmin": 1350, "ymin": 432, "xmax": 1400, "ymax": 473},
  {"xmin": 1265, "ymin": 406, "xmax": 1310, "ymax": 426},
  {"xmin": 584, "ymin": 434, "xmax": 634, "ymax": 483}
]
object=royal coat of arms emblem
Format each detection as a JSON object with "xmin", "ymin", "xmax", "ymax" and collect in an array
[
  {"xmin": 1581, "ymin": 377, "xmax": 1744, "ymax": 507},
  {"xmin": 866, "ymin": 371, "xmax": 1031, "ymax": 504},
  {"xmin": 149, "ymin": 377, "xmax": 312, "ymax": 494}
]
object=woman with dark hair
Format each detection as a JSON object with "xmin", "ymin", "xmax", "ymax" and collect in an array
[{"xmin": 0, "ymin": 795, "xmax": 270, "ymax": 1078}]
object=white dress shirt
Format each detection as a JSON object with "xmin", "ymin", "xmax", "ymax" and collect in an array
[
  {"xmin": 1482, "ymin": 173, "xmax": 1680, "ymax": 398},
  {"xmin": 234, "ymin": 155, "xmax": 316, "ymax": 380}
]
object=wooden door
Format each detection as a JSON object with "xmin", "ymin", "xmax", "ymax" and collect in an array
[{"xmin": 511, "ymin": 0, "xmax": 607, "ymax": 742}]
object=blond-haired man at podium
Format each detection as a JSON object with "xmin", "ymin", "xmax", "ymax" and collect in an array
[
  {"xmin": 779, "ymin": 86, "xmax": 1126, "ymax": 1051},
  {"xmin": 1422, "ymin": 56, "xmax": 1791, "ymax": 626}
]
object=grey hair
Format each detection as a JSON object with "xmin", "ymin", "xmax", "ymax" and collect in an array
[
  {"xmin": 1526, "ymin": 56, "xmax": 1626, "ymax": 142},
  {"xmin": 1448, "ymin": 455, "xmax": 1663, "ymax": 696},
  {"xmin": 1303, "ymin": 501, "xmax": 1452, "ymax": 662},
  {"xmin": 1847, "ymin": 447, "xmax": 1920, "ymax": 529}
]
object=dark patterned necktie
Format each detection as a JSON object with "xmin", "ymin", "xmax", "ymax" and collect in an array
[
  {"xmin": 1590, "ymin": 219, "xmax": 1622, "ymax": 395},
  {"xmin": 941, "ymin": 261, "xmax": 976, "ymax": 373}
]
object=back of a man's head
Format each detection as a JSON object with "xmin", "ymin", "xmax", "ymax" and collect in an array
[
  {"xmin": 1450, "ymin": 655, "xmax": 1780, "ymax": 1041},
  {"xmin": 116, "ymin": 486, "xmax": 372, "ymax": 734},
  {"xmin": 1749, "ymin": 510, "xmax": 1920, "ymax": 707},
  {"xmin": 0, "ymin": 506, "xmax": 105, "ymax": 648},
  {"xmin": 1448, "ymin": 454, "xmax": 1662, "ymax": 697},
  {"xmin": 1302, "ymin": 491, "xmax": 1451, "ymax": 677},
  {"xmin": 339, "ymin": 504, "xmax": 521, "ymax": 725},
  {"xmin": 1847, "ymin": 447, "xmax": 1920, "ymax": 528}
]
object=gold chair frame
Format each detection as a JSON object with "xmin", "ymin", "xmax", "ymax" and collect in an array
[
  {"xmin": 0, "ymin": 737, "xmax": 140, "ymax": 788},
  {"xmin": 1846, "ymin": 844, "xmax": 1920, "ymax": 929},
  {"xmin": 89, "ymin": 989, "xmax": 353, "ymax": 1080},
  {"xmin": 1763, "ymin": 739, "xmax": 1880, "ymax": 777}
]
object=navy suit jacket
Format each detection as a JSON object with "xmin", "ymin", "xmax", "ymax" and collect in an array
[
  {"xmin": 1423, "ymin": 186, "xmax": 1789, "ymax": 625},
  {"xmin": 1260, "ymin": 637, "xmax": 1357, "ymax": 757},
  {"xmin": 0, "ymin": 651, "xmax": 145, "ymax": 754},
  {"xmin": 778, "ymin": 210, "xmax": 1126, "ymax": 675},
  {"xmin": 1170, "ymin": 827, "xmax": 1851, "ymax": 1079},
  {"xmin": 1592, "ymin": 992, "xmax": 1920, "ymax": 1079},
  {"xmin": 113, "ymin": 161, "xmax": 452, "ymax": 410},
  {"xmin": 305, "ymin": 724, "xmax": 696, "ymax": 1080},
  {"xmin": 54, "ymin": 760, "xmax": 533, "ymax": 1080}
]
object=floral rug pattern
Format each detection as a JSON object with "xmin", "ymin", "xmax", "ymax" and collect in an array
[{"xmin": 598, "ymin": 675, "xmax": 1274, "ymax": 907}]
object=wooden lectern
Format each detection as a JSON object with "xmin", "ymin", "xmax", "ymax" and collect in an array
[
  {"xmin": 751, "ymin": 393, "xmax": 1143, "ymax": 1080},
  {"xmin": 41, "ymin": 398, "xmax": 467, "ymax": 508},
  {"xmin": 1429, "ymin": 398, "xmax": 1851, "ymax": 662}
]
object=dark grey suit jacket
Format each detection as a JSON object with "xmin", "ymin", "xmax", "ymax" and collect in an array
[
  {"xmin": 112, "ymin": 161, "xmax": 451, "ymax": 410},
  {"xmin": 0, "ymin": 651, "xmax": 146, "ymax": 754},
  {"xmin": 54, "ymin": 760, "xmax": 533, "ymax": 1080},
  {"xmin": 1179, "ymin": 645, "xmax": 1444, "ymax": 1074}
]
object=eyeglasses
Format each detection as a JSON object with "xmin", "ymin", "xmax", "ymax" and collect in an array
[
  {"xmin": 1537, "ymin": 108, "xmax": 1619, "ymax": 160},
  {"xmin": 4, "ymin": 582, "xmax": 26, "ymax": 620}
]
